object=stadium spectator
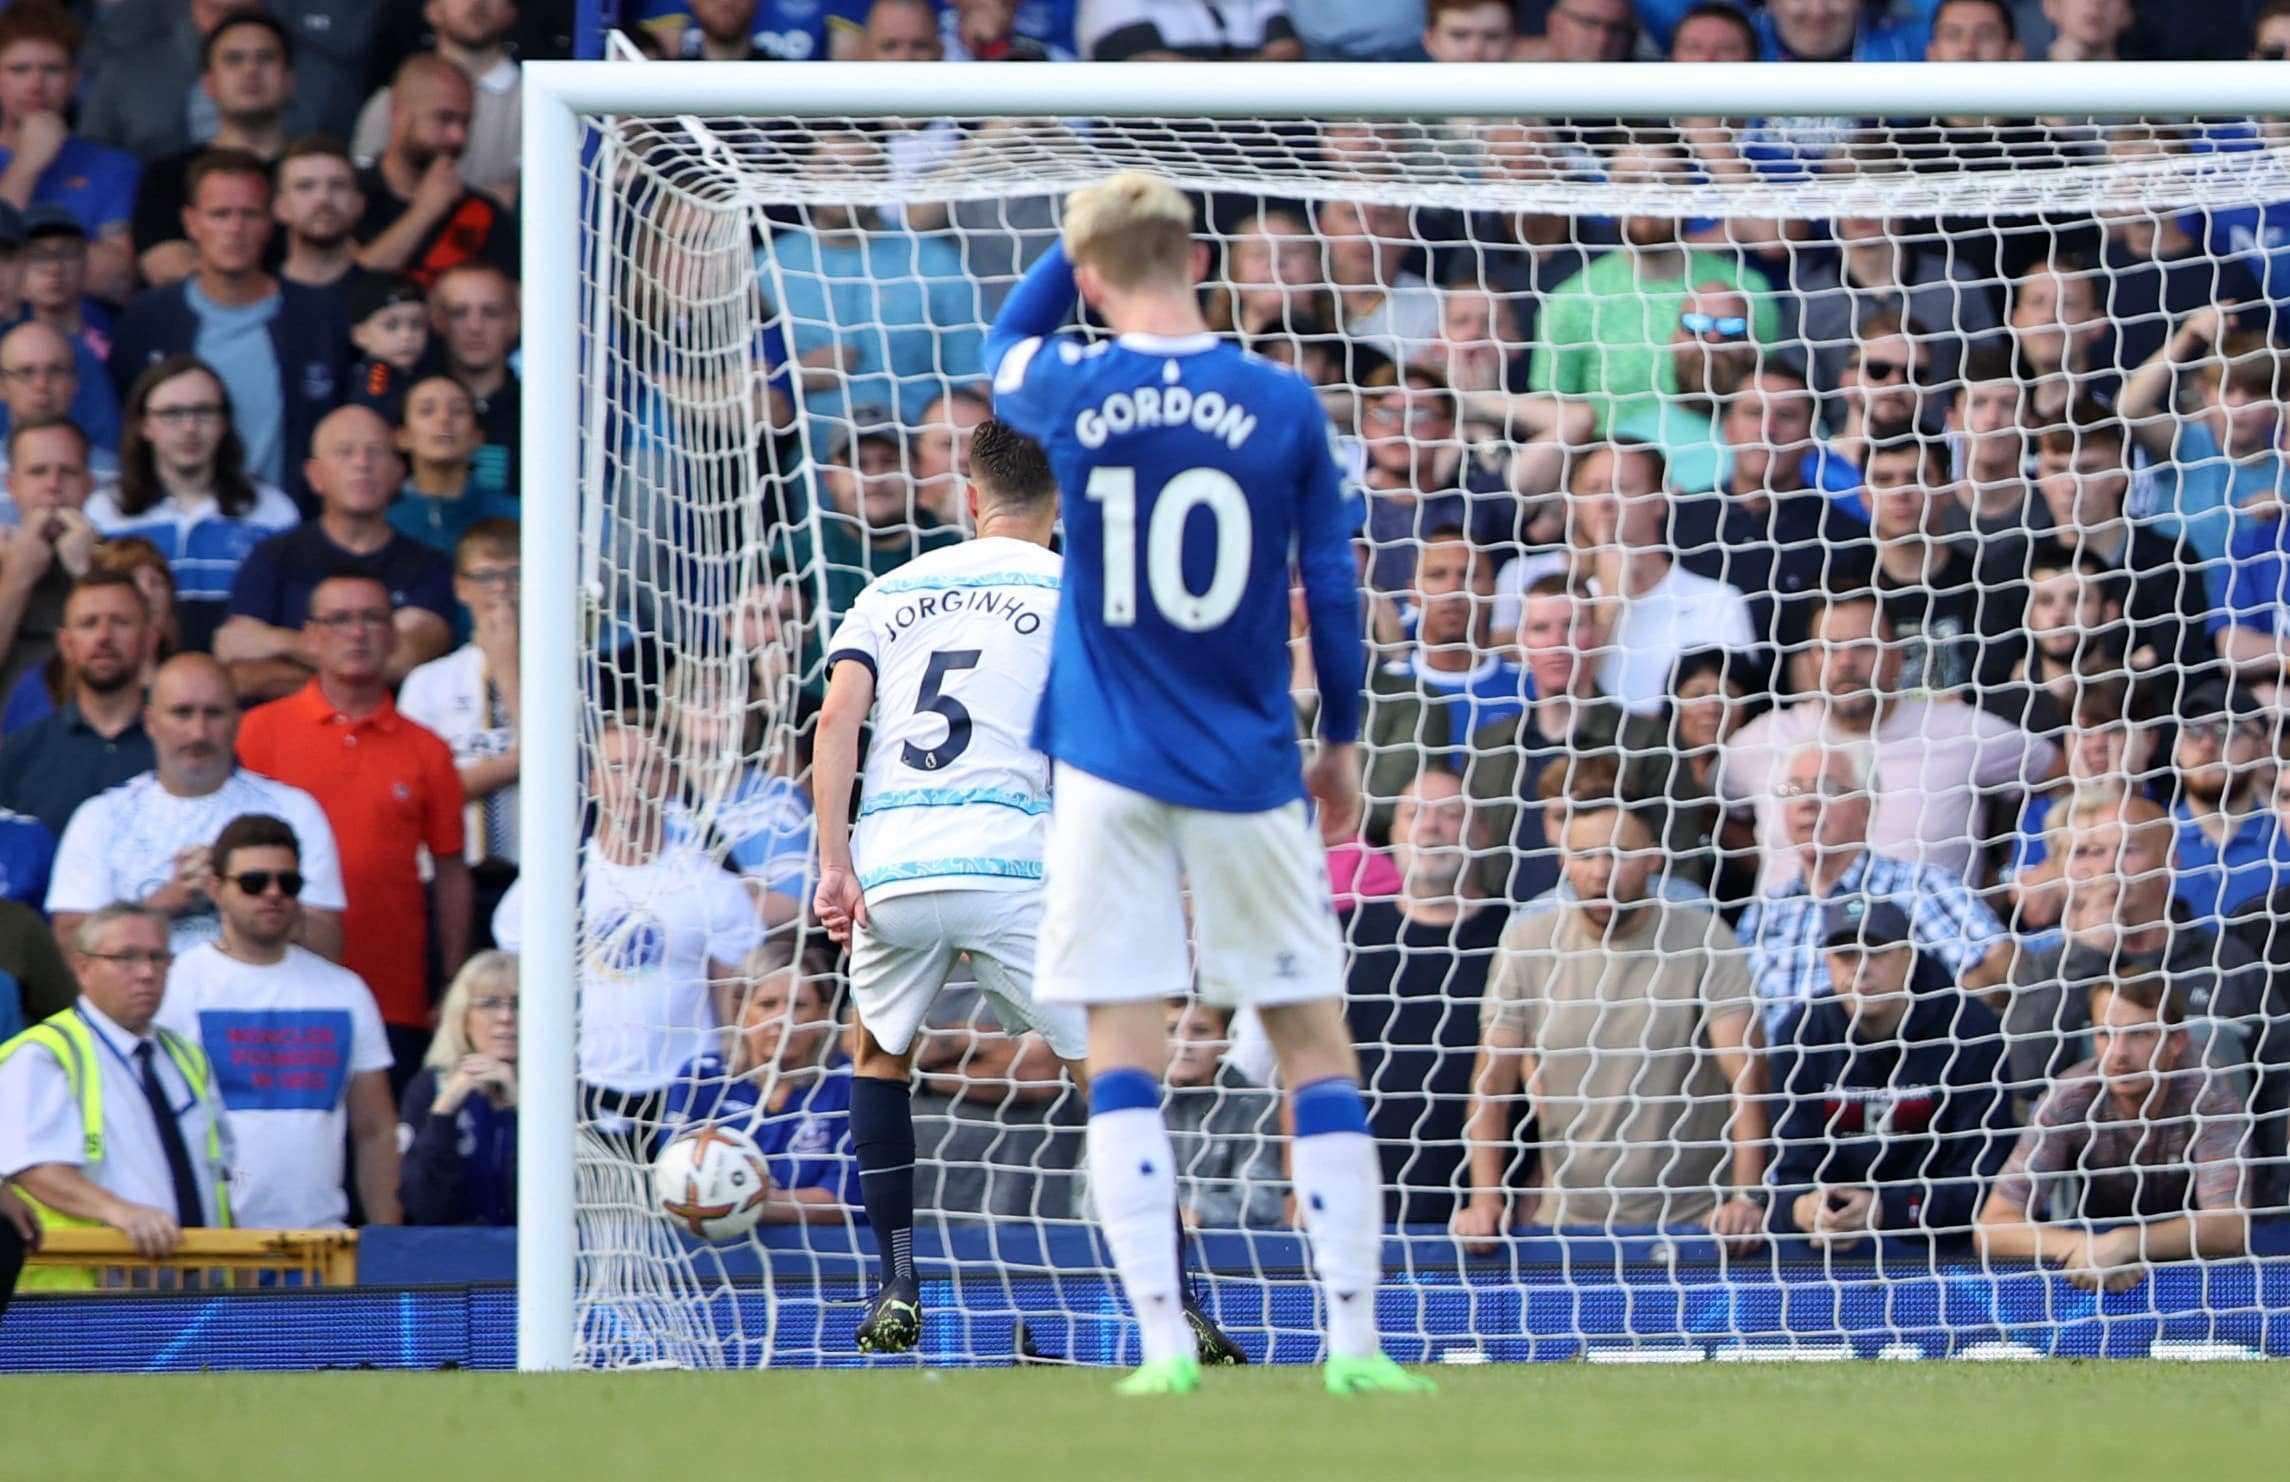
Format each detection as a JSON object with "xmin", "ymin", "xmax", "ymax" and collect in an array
[
  {"xmin": 0, "ymin": 570, "xmax": 154, "ymax": 835},
  {"xmin": 1669, "ymin": 0, "xmax": 1758, "ymax": 61},
  {"xmin": 1663, "ymin": 646, "xmax": 1764, "ymax": 908},
  {"xmin": 1459, "ymin": 788, "xmax": 1766, "ymax": 1246},
  {"xmin": 1207, "ymin": 208, "xmax": 1332, "ymax": 342},
  {"xmin": 344, "ymin": 272, "xmax": 432, "ymax": 429},
  {"xmin": 110, "ymin": 150, "xmax": 348, "ymax": 500},
  {"xmin": 763, "ymin": 129, "xmax": 982, "ymax": 433},
  {"xmin": 1419, "ymin": 0, "xmax": 1515, "ymax": 63},
  {"xmin": 2168, "ymin": 675, "xmax": 2290, "ymax": 928},
  {"xmin": 1788, "ymin": 167, "xmax": 2002, "ymax": 398},
  {"xmin": 2032, "ymin": 416, "xmax": 2209, "ymax": 674},
  {"xmin": 908, "ymin": 383, "xmax": 987, "ymax": 527},
  {"xmin": 1611, "ymin": 281, "xmax": 1761, "ymax": 495},
  {"xmin": 219, "ymin": 405, "xmax": 455, "ymax": 702},
  {"xmin": 1758, "ymin": 0, "xmax": 1922, "ymax": 61},
  {"xmin": 2043, "ymin": 0, "xmax": 2136, "ymax": 60},
  {"xmin": 1161, "ymin": 999, "xmax": 1284, "ymax": 1227},
  {"xmin": 631, "ymin": 0, "xmax": 867, "ymax": 60},
  {"xmin": 351, "ymin": 0, "xmax": 521, "ymax": 207},
  {"xmin": 1362, "ymin": 527, "xmax": 1523, "ymax": 838},
  {"xmin": 1, "ymin": 533, "xmax": 177, "ymax": 735},
  {"xmin": 48, "ymin": 651, "xmax": 346, "ymax": 960},
  {"xmin": 0, "ymin": 890, "xmax": 74, "ymax": 1033},
  {"xmin": 236, "ymin": 570, "xmax": 470, "ymax": 1074},
  {"xmin": 2007, "ymin": 253, "xmax": 2116, "ymax": 424},
  {"xmin": 1977, "ymin": 972, "xmax": 2252, "ymax": 1291},
  {"xmin": 2004, "ymin": 675, "xmax": 2162, "ymax": 911},
  {"xmin": 1830, "ymin": 310, "xmax": 1943, "ymax": 474},
  {"xmin": 1077, "ymin": 0, "xmax": 1303, "ymax": 60},
  {"xmin": 669, "ymin": 0, "xmax": 776, "ymax": 60},
  {"xmin": 2120, "ymin": 309, "xmax": 2281, "ymax": 566},
  {"xmin": 2003, "ymin": 789, "xmax": 2284, "ymax": 1168},
  {"xmin": 85, "ymin": 356, "xmax": 301, "ymax": 654},
  {"xmin": 127, "ymin": 11, "xmax": 296, "ymax": 289},
  {"xmin": 1673, "ymin": 361, "xmax": 1870, "ymax": 647},
  {"xmin": 1719, "ymin": 589, "xmax": 2062, "ymax": 891},
  {"xmin": 1355, "ymin": 366, "xmax": 1520, "ymax": 592},
  {"xmin": 1768, "ymin": 896, "xmax": 2014, "ymax": 1249},
  {"xmin": 1318, "ymin": 197, "xmax": 1440, "ymax": 368},
  {"xmin": 390, "ymin": 376, "xmax": 517, "ymax": 554},
  {"xmin": 0, "ymin": 3, "xmax": 138, "ymax": 304},
  {"xmin": 494, "ymin": 715, "xmax": 765, "ymax": 1135},
  {"xmin": 274, "ymin": 135, "xmax": 368, "ymax": 301},
  {"xmin": 156, "ymin": 812, "xmax": 398, "ymax": 1229},
  {"xmin": 353, "ymin": 54, "xmax": 518, "ymax": 290},
  {"xmin": 398, "ymin": 519, "xmax": 520, "ymax": 950},
  {"xmin": 1345, "ymin": 766, "xmax": 1505, "ymax": 1225},
  {"xmin": 0, "ymin": 321, "xmax": 119, "ymax": 478},
  {"xmin": 1528, "ymin": 135, "xmax": 1781, "ymax": 434},
  {"xmin": 659, "ymin": 944, "xmax": 859, "ymax": 1224},
  {"xmin": 1856, "ymin": 435, "xmax": 2013, "ymax": 696},
  {"xmin": 2097, "ymin": 130, "xmax": 2264, "ymax": 372},
  {"xmin": 1736, "ymin": 739, "xmax": 2016, "ymax": 1037},
  {"xmin": 430, "ymin": 261, "xmax": 519, "ymax": 499},
  {"xmin": 1526, "ymin": 0, "xmax": 1638, "ymax": 61},
  {"xmin": 17, "ymin": 207, "xmax": 107, "ymax": 364},
  {"xmin": 662, "ymin": 657, "xmax": 815, "ymax": 927},
  {"xmin": 1464, "ymin": 581, "xmax": 1678, "ymax": 900},
  {"xmin": 0, "ymin": 419, "xmax": 103, "ymax": 698},
  {"xmin": 1944, "ymin": 345, "xmax": 2053, "ymax": 546},
  {"xmin": 1925, "ymin": 0, "xmax": 2022, "ymax": 62},
  {"xmin": 397, "ymin": 949, "xmax": 517, "ymax": 1226},
  {"xmin": 1566, "ymin": 441, "xmax": 1756, "ymax": 713},
  {"xmin": 1985, "ymin": 546, "xmax": 2134, "ymax": 739},
  {"xmin": 813, "ymin": 420, "xmax": 960, "ymax": 617},
  {"xmin": 0, "ymin": 903, "xmax": 229, "ymax": 1267}
]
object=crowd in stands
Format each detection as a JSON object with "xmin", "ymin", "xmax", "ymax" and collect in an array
[{"xmin": 2, "ymin": 0, "xmax": 2290, "ymax": 1308}]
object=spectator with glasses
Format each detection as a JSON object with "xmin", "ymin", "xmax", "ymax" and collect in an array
[
  {"xmin": 398, "ymin": 948, "xmax": 518, "ymax": 1225},
  {"xmin": 86, "ymin": 357, "xmax": 300, "ymax": 655},
  {"xmin": 1612, "ymin": 281, "xmax": 1762, "ymax": 496},
  {"xmin": 0, "ymin": 321, "xmax": 118, "ymax": 477},
  {"xmin": 156, "ymin": 812, "xmax": 398, "ymax": 1230},
  {"xmin": 1830, "ymin": 310, "xmax": 1941, "ymax": 482},
  {"xmin": 236, "ymin": 571, "xmax": 470, "ymax": 1076},
  {"xmin": 16, "ymin": 207, "xmax": 107, "ymax": 365}
]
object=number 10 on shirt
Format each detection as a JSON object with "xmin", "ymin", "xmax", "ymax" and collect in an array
[{"xmin": 1085, "ymin": 465, "xmax": 1253, "ymax": 632}]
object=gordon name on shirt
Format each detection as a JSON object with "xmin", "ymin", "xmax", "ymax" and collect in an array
[
  {"xmin": 1075, "ymin": 383, "xmax": 1259, "ymax": 451},
  {"xmin": 878, "ymin": 587, "xmax": 1046, "ymax": 648}
]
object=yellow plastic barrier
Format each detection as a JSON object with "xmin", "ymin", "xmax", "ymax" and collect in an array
[{"xmin": 23, "ymin": 1228, "xmax": 359, "ymax": 1289}]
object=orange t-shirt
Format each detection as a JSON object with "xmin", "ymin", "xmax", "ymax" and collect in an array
[{"xmin": 237, "ymin": 682, "xmax": 467, "ymax": 1028}]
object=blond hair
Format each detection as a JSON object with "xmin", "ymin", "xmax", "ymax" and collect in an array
[
  {"xmin": 424, "ymin": 950, "xmax": 519, "ymax": 1073},
  {"xmin": 1062, "ymin": 172, "xmax": 1195, "ymax": 290}
]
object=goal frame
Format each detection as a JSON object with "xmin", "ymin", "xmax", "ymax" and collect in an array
[{"xmin": 516, "ymin": 56, "xmax": 2290, "ymax": 1373}]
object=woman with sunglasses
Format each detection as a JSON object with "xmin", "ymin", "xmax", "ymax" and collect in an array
[{"xmin": 398, "ymin": 950, "xmax": 519, "ymax": 1226}]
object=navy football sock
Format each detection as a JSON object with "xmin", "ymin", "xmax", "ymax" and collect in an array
[{"xmin": 850, "ymin": 1074, "xmax": 918, "ymax": 1285}]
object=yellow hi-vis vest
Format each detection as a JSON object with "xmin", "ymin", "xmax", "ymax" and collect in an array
[{"xmin": 0, "ymin": 1006, "xmax": 233, "ymax": 1289}]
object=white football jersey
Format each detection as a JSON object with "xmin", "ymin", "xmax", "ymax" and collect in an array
[{"xmin": 824, "ymin": 536, "xmax": 1059, "ymax": 903}]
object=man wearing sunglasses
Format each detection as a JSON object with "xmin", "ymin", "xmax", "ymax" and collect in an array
[
  {"xmin": 155, "ymin": 811, "xmax": 398, "ymax": 1230},
  {"xmin": 1612, "ymin": 281, "xmax": 1761, "ymax": 495}
]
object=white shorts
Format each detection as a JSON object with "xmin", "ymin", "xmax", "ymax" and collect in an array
[
  {"xmin": 1035, "ymin": 764, "xmax": 1345, "ymax": 1010},
  {"xmin": 848, "ymin": 887, "xmax": 1089, "ymax": 1061}
]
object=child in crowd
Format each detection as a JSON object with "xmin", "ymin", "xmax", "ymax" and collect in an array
[{"xmin": 344, "ymin": 272, "xmax": 435, "ymax": 427}]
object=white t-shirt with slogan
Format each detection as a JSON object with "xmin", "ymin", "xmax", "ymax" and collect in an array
[{"xmin": 155, "ymin": 943, "xmax": 392, "ymax": 1230}]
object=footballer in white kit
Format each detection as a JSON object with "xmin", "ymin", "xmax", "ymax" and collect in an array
[{"xmin": 812, "ymin": 420, "xmax": 1241, "ymax": 1366}]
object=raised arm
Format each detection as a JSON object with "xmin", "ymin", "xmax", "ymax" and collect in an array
[{"xmin": 985, "ymin": 241, "xmax": 1078, "ymax": 381}]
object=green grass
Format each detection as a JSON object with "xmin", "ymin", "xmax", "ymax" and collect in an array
[{"xmin": 14, "ymin": 1363, "xmax": 2287, "ymax": 1482}]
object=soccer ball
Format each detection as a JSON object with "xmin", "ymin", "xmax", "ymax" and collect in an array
[{"xmin": 653, "ymin": 1124, "xmax": 774, "ymax": 1240}]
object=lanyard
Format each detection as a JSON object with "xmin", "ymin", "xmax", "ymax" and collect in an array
[{"xmin": 75, "ymin": 1005, "xmax": 197, "ymax": 1118}]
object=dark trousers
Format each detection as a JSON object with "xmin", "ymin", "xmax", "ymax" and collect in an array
[{"xmin": 0, "ymin": 1215, "xmax": 26, "ymax": 1325}]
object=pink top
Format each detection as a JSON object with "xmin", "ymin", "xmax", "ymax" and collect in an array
[
  {"xmin": 1716, "ymin": 695, "xmax": 2060, "ymax": 893},
  {"xmin": 1328, "ymin": 841, "xmax": 1403, "ymax": 912}
]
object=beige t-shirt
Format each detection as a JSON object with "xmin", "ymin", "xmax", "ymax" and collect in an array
[{"xmin": 1483, "ymin": 899, "xmax": 1756, "ymax": 1228}]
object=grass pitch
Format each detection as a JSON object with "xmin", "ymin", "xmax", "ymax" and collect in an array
[{"xmin": 16, "ymin": 1362, "xmax": 2285, "ymax": 1482}]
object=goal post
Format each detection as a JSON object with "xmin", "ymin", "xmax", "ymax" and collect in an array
[{"xmin": 519, "ymin": 59, "xmax": 2290, "ymax": 1373}]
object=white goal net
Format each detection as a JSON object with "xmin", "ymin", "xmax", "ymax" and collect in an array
[{"xmin": 529, "ymin": 69, "xmax": 2290, "ymax": 1369}]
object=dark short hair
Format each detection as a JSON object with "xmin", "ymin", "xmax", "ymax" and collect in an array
[
  {"xmin": 308, "ymin": 568, "xmax": 393, "ymax": 610},
  {"xmin": 64, "ymin": 568, "xmax": 143, "ymax": 611},
  {"xmin": 278, "ymin": 132, "xmax": 354, "ymax": 172},
  {"xmin": 0, "ymin": 1, "xmax": 82, "ymax": 59},
  {"xmin": 455, "ymin": 517, "xmax": 519, "ymax": 570},
  {"xmin": 1864, "ymin": 432, "xmax": 1949, "ymax": 482},
  {"xmin": 213, "ymin": 813, "xmax": 300, "ymax": 877},
  {"xmin": 201, "ymin": 9, "xmax": 292, "ymax": 72},
  {"xmin": 186, "ymin": 147, "xmax": 274, "ymax": 207},
  {"xmin": 7, "ymin": 414, "xmax": 86, "ymax": 465},
  {"xmin": 1673, "ymin": 1, "xmax": 1758, "ymax": 54},
  {"xmin": 1955, "ymin": 340, "xmax": 2020, "ymax": 395},
  {"xmin": 2090, "ymin": 970, "xmax": 2184, "ymax": 1027},
  {"xmin": 1934, "ymin": 0, "xmax": 2017, "ymax": 41},
  {"xmin": 966, "ymin": 417, "xmax": 1055, "ymax": 512}
]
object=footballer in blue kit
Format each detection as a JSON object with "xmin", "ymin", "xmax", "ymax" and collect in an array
[{"xmin": 985, "ymin": 173, "xmax": 1429, "ymax": 1398}]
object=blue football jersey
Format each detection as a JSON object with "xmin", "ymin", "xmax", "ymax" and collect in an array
[{"xmin": 987, "ymin": 245, "xmax": 1364, "ymax": 813}]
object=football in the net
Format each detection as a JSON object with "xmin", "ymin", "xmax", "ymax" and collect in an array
[{"xmin": 653, "ymin": 1124, "xmax": 774, "ymax": 1240}]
